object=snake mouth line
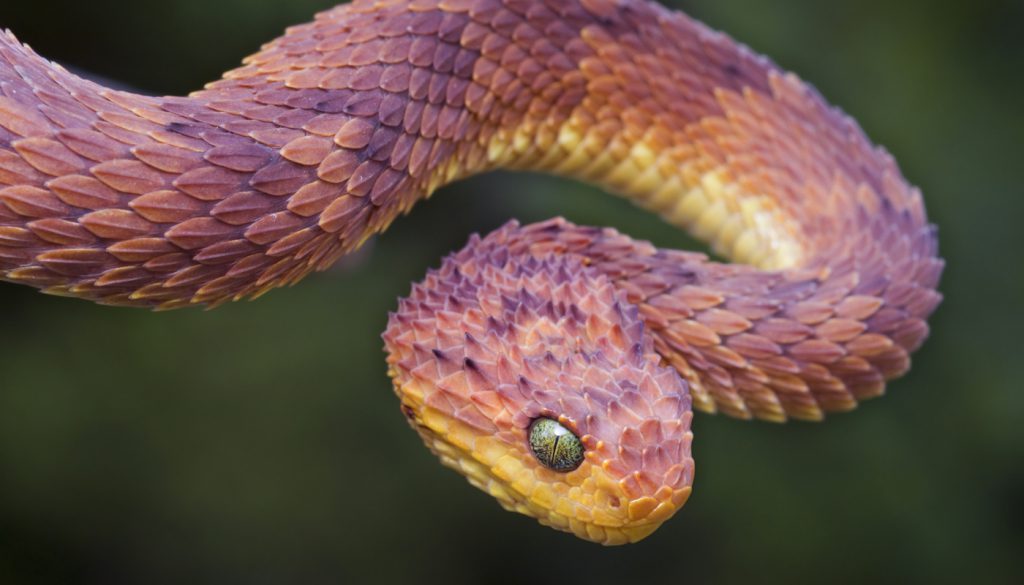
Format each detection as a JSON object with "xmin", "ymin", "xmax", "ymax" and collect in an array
[{"xmin": 397, "ymin": 392, "xmax": 691, "ymax": 545}]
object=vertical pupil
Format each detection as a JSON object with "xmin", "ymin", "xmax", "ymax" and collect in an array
[{"xmin": 529, "ymin": 418, "xmax": 583, "ymax": 472}]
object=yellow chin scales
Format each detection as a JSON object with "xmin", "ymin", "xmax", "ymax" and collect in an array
[{"xmin": 403, "ymin": 396, "xmax": 690, "ymax": 545}]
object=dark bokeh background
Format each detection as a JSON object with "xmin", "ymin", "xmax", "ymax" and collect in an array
[{"xmin": 0, "ymin": 0, "xmax": 1021, "ymax": 583}]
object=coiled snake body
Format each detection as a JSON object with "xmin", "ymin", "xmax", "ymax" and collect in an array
[{"xmin": 0, "ymin": 0, "xmax": 942, "ymax": 544}]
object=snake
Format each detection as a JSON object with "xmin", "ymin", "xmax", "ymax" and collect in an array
[{"xmin": 0, "ymin": 0, "xmax": 943, "ymax": 545}]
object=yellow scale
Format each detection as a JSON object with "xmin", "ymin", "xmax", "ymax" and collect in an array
[{"xmin": 482, "ymin": 113, "xmax": 806, "ymax": 272}]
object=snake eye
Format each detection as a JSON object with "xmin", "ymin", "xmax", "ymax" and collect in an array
[{"xmin": 528, "ymin": 418, "xmax": 584, "ymax": 472}]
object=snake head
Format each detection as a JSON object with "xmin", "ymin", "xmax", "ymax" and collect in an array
[{"xmin": 383, "ymin": 223, "xmax": 694, "ymax": 545}]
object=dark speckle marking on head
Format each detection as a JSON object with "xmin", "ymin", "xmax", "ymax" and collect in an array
[{"xmin": 401, "ymin": 404, "xmax": 417, "ymax": 420}]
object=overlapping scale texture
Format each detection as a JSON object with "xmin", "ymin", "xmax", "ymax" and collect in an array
[
  {"xmin": 453, "ymin": 219, "xmax": 941, "ymax": 424},
  {"xmin": 0, "ymin": 0, "xmax": 943, "ymax": 543},
  {"xmin": 383, "ymin": 229, "xmax": 693, "ymax": 544}
]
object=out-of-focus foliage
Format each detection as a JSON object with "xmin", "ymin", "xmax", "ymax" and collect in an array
[{"xmin": 0, "ymin": 0, "xmax": 1021, "ymax": 583}]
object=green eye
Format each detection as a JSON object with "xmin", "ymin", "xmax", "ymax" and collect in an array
[{"xmin": 528, "ymin": 418, "xmax": 584, "ymax": 472}]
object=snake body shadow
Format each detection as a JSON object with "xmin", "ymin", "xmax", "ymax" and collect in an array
[{"xmin": 0, "ymin": 0, "xmax": 942, "ymax": 544}]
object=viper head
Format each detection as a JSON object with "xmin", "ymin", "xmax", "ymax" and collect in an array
[{"xmin": 383, "ymin": 223, "xmax": 694, "ymax": 545}]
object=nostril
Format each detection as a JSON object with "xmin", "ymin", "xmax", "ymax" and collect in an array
[{"xmin": 609, "ymin": 496, "xmax": 620, "ymax": 508}]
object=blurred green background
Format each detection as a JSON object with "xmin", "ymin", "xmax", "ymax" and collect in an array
[{"xmin": 0, "ymin": 0, "xmax": 1021, "ymax": 583}]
